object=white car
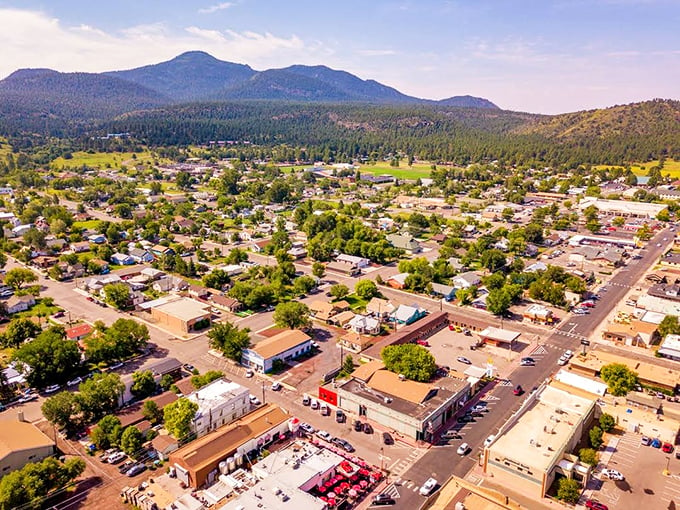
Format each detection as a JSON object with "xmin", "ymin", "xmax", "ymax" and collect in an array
[
  {"xmin": 419, "ymin": 477, "xmax": 438, "ymax": 496},
  {"xmin": 601, "ymin": 468, "xmax": 624, "ymax": 481},
  {"xmin": 43, "ymin": 384, "xmax": 61, "ymax": 394},
  {"xmin": 564, "ymin": 350, "xmax": 573, "ymax": 358},
  {"xmin": 484, "ymin": 435, "xmax": 496, "ymax": 448},
  {"xmin": 557, "ymin": 355, "xmax": 569, "ymax": 366},
  {"xmin": 456, "ymin": 443, "xmax": 470, "ymax": 456},
  {"xmin": 66, "ymin": 377, "xmax": 83, "ymax": 387},
  {"xmin": 249, "ymin": 395, "xmax": 261, "ymax": 405},
  {"xmin": 299, "ymin": 423, "xmax": 315, "ymax": 435},
  {"xmin": 316, "ymin": 430, "xmax": 332, "ymax": 441},
  {"xmin": 271, "ymin": 381, "xmax": 282, "ymax": 391}
]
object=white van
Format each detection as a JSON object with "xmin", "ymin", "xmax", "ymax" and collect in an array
[
  {"xmin": 310, "ymin": 398, "xmax": 319, "ymax": 410},
  {"xmin": 302, "ymin": 394, "xmax": 311, "ymax": 406},
  {"xmin": 320, "ymin": 403, "xmax": 330, "ymax": 416}
]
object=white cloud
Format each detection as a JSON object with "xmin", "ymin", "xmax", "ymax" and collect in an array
[
  {"xmin": 0, "ymin": 8, "xmax": 331, "ymax": 78},
  {"xmin": 357, "ymin": 49, "xmax": 397, "ymax": 57},
  {"xmin": 198, "ymin": 2, "xmax": 234, "ymax": 14}
]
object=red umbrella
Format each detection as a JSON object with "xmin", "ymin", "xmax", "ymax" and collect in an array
[
  {"xmin": 341, "ymin": 482, "xmax": 350, "ymax": 490},
  {"xmin": 352, "ymin": 484, "xmax": 361, "ymax": 491},
  {"xmin": 328, "ymin": 498, "xmax": 336, "ymax": 507},
  {"xmin": 318, "ymin": 486, "xmax": 327, "ymax": 493}
]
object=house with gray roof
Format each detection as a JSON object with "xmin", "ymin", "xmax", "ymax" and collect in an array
[{"xmin": 386, "ymin": 233, "xmax": 421, "ymax": 254}]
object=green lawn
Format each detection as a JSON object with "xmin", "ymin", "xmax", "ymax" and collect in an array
[
  {"xmin": 595, "ymin": 159, "xmax": 680, "ymax": 179},
  {"xmin": 359, "ymin": 162, "xmax": 434, "ymax": 180},
  {"xmin": 73, "ymin": 220, "xmax": 103, "ymax": 231},
  {"xmin": 16, "ymin": 299, "xmax": 62, "ymax": 319},
  {"xmin": 50, "ymin": 150, "xmax": 162, "ymax": 170},
  {"xmin": 343, "ymin": 294, "xmax": 369, "ymax": 312}
]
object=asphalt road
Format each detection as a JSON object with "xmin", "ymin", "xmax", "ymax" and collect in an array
[{"xmin": 390, "ymin": 227, "xmax": 673, "ymax": 510}]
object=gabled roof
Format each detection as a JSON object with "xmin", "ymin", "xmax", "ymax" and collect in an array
[
  {"xmin": 0, "ymin": 418, "xmax": 54, "ymax": 460},
  {"xmin": 250, "ymin": 330, "xmax": 312, "ymax": 360},
  {"xmin": 66, "ymin": 323, "xmax": 93, "ymax": 340}
]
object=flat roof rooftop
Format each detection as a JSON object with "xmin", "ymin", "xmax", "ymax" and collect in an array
[
  {"xmin": 478, "ymin": 327, "xmax": 520, "ymax": 343},
  {"xmin": 152, "ymin": 298, "xmax": 210, "ymax": 321},
  {"xmin": 489, "ymin": 385, "xmax": 595, "ymax": 473},
  {"xmin": 187, "ymin": 379, "xmax": 248, "ymax": 418}
]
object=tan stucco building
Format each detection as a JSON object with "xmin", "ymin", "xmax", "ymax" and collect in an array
[
  {"xmin": 0, "ymin": 415, "xmax": 56, "ymax": 477},
  {"xmin": 150, "ymin": 298, "xmax": 211, "ymax": 335}
]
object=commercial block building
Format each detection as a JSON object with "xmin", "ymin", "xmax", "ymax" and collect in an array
[
  {"xmin": 241, "ymin": 330, "xmax": 313, "ymax": 373},
  {"xmin": 186, "ymin": 379, "xmax": 251, "ymax": 437},
  {"xmin": 150, "ymin": 297, "xmax": 211, "ymax": 335},
  {"xmin": 0, "ymin": 414, "xmax": 56, "ymax": 477}
]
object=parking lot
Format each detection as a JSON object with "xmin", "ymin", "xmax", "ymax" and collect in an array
[{"xmin": 587, "ymin": 431, "xmax": 680, "ymax": 510}]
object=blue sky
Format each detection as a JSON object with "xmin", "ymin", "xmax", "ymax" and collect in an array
[{"xmin": 0, "ymin": 0, "xmax": 678, "ymax": 113}]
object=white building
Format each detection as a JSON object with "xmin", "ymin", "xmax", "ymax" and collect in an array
[
  {"xmin": 577, "ymin": 197, "xmax": 668, "ymax": 220},
  {"xmin": 335, "ymin": 254, "xmax": 370, "ymax": 268},
  {"xmin": 241, "ymin": 330, "xmax": 313, "ymax": 373},
  {"xmin": 186, "ymin": 379, "xmax": 251, "ymax": 437},
  {"xmin": 658, "ymin": 334, "xmax": 680, "ymax": 361}
]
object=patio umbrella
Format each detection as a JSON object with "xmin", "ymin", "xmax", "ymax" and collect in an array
[
  {"xmin": 318, "ymin": 486, "xmax": 326, "ymax": 493},
  {"xmin": 341, "ymin": 482, "xmax": 350, "ymax": 490},
  {"xmin": 352, "ymin": 484, "xmax": 361, "ymax": 492},
  {"xmin": 359, "ymin": 480, "xmax": 368, "ymax": 489},
  {"xmin": 328, "ymin": 492, "xmax": 336, "ymax": 499},
  {"xmin": 328, "ymin": 498, "xmax": 336, "ymax": 507},
  {"xmin": 348, "ymin": 489, "xmax": 358, "ymax": 498}
]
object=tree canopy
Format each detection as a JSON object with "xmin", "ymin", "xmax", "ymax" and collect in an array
[
  {"xmin": 273, "ymin": 302, "xmax": 311, "ymax": 329},
  {"xmin": 380, "ymin": 344, "xmax": 437, "ymax": 382},
  {"xmin": 600, "ymin": 363, "xmax": 638, "ymax": 396},
  {"xmin": 164, "ymin": 397, "xmax": 198, "ymax": 440},
  {"xmin": 13, "ymin": 326, "xmax": 80, "ymax": 388},
  {"xmin": 207, "ymin": 322, "xmax": 251, "ymax": 361}
]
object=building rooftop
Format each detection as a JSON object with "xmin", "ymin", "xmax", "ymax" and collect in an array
[
  {"xmin": 478, "ymin": 327, "xmax": 520, "ymax": 343},
  {"xmin": 489, "ymin": 385, "xmax": 595, "ymax": 473},
  {"xmin": 0, "ymin": 416, "xmax": 54, "ymax": 460},
  {"xmin": 187, "ymin": 379, "xmax": 248, "ymax": 419},
  {"xmin": 152, "ymin": 298, "xmax": 210, "ymax": 321},
  {"xmin": 171, "ymin": 404, "xmax": 289, "ymax": 472},
  {"xmin": 251, "ymin": 330, "xmax": 312, "ymax": 360}
]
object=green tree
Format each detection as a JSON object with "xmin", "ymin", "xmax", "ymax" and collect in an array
[
  {"xmin": 329, "ymin": 284, "xmax": 350, "ymax": 300},
  {"xmin": 578, "ymin": 448, "xmax": 598, "ymax": 466},
  {"xmin": 1, "ymin": 318, "xmax": 42, "ymax": 348},
  {"xmin": 77, "ymin": 373, "xmax": 125, "ymax": 423},
  {"xmin": 293, "ymin": 275, "xmax": 316, "ymax": 295},
  {"xmin": 312, "ymin": 262, "xmax": 325, "ymax": 279},
  {"xmin": 90, "ymin": 415, "xmax": 122, "ymax": 449},
  {"xmin": 0, "ymin": 457, "xmax": 85, "ymax": 510},
  {"xmin": 486, "ymin": 288, "xmax": 512, "ymax": 315},
  {"xmin": 658, "ymin": 315, "xmax": 680, "ymax": 338},
  {"xmin": 120, "ymin": 426, "xmax": 144, "ymax": 457},
  {"xmin": 85, "ymin": 318, "xmax": 150, "ymax": 363},
  {"xmin": 355, "ymin": 279, "xmax": 379, "ymax": 300},
  {"xmin": 226, "ymin": 248, "xmax": 248, "ymax": 265},
  {"xmin": 207, "ymin": 322, "xmax": 251, "ymax": 361},
  {"xmin": 4, "ymin": 267, "xmax": 37, "ymax": 290},
  {"xmin": 190, "ymin": 370, "xmax": 224, "ymax": 389},
  {"xmin": 342, "ymin": 354, "xmax": 355, "ymax": 374},
  {"xmin": 159, "ymin": 373, "xmax": 175, "ymax": 391},
  {"xmin": 599, "ymin": 413, "xmax": 616, "ymax": 432},
  {"xmin": 589, "ymin": 426, "xmax": 604, "ymax": 448},
  {"xmin": 556, "ymin": 477, "xmax": 581, "ymax": 504},
  {"xmin": 41, "ymin": 391, "xmax": 82, "ymax": 434},
  {"xmin": 142, "ymin": 400, "xmax": 163, "ymax": 425},
  {"xmin": 164, "ymin": 397, "xmax": 198, "ymax": 440},
  {"xmin": 380, "ymin": 344, "xmax": 437, "ymax": 382},
  {"xmin": 103, "ymin": 282, "xmax": 131, "ymax": 309},
  {"xmin": 130, "ymin": 370, "xmax": 157, "ymax": 399},
  {"xmin": 480, "ymin": 249, "xmax": 506, "ymax": 272},
  {"xmin": 13, "ymin": 327, "xmax": 80, "ymax": 388},
  {"xmin": 600, "ymin": 363, "xmax": 638, "ymax": 396},
  {"xmin": 274, "ymin": 302, "xmax": 311, "ymax": 329}
]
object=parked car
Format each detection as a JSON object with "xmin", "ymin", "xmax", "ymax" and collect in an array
[
  {"xmin": 601, "ymin": 469, "xmax": 624, "ymax": 481},
  {"xmin": 126, "ymin": 464, "xmax": 147, "ymax": 477},
  {"xmin": 299, "ymin": 423, "xmax": 315, "ymax": 435},
  {"xmin": 335, "ymin": 409, "xmax": 346, "ymax": 423},
  {"xmin": 182, "ymin": 363, "xmax": 195, "ymax": 373},
  {"xmin": 557, "ymin": 355, "xmax": 569, "ymax": 366},
  {"xmin": 302, "ymin": 394, "xmax": 311, "ymax": 406},
  {"xmin": 316, "ymin": 430, "xmax": 332, "ymax": 442},
  {"xmin": 332, "ymin": 438, "xmax": 354, "ymax": 452},
  {"xmin": 118, "ymin": 460, "xmax": 135, "ymax": 474},
  {"xmin": 320, "ymin": 403, "xmax": 330, "ymax": 416},
  {"xmin": 457, "ymin": 415, "xmax": 474, "ymax": 423},
  {"xmin": 641, "ymin": 436, "xmax": 651, "ymax": 446},
  {"xmin": 108, "ymin": 362, "xmax": 124, "ymax": 370},
  {"xmin": 17, "ymin": 394, "xmax": 38, "ymax": 404},
  {"xmin": 310, "ymin": 399, "xmax": 319, "ymax": 410},
  {"xmin": 662, "ymin": 442, "xmax": 674, "ymax": 454},
  {"xmin": 513, "ymin": 385, "xmax": 523, "ymax": 396},
  {"xmin": 471, "ymin": 403, "xmax": 488, "ymax": 413},
  {"xmin": 372, "ymin": 493, "xmax": 396, "ymax": 506},
  {"xmin": 108, "ymin": 452, "xmax": 127, "ymax": 464},
  {"xmin": 53, "ymin": 311, "xmax": 65, "ymax": 318},
  {"xmin": 271, "ymin": 381, "xmax": 282, "ymax": 391},
  {"xmin": 354, "ymin": 420, "xmax": 363, "ymax": 432},
  {"xmin": 442, "ymin": 430, "xmax": 462, "ymax": 440},
  {"xmin": 66, "ymin": 377, "xmax": 83, "ymax": 387},
  {"xmin": 416, "ymin": 339, "xmax": 430, "ymax": 347},
  {"xmin": 363, "ymin": 422, "xmax": 373, "ymax": 434},
  {"xmin": 43, "ymin": 384, "xmax": 61, "ymax": 394},
  {"xmin": 249, "ymin": 395, "xmax": 261, "ymax": 406},
  {"xmin": 483, "ymin": 435, "xmax": 496, "ymax": 448},
  {"xmin": 382, "ymin": 432, "xmax": 394, "ymax": 445},
  {"xmin": 419, "ymin": 477, "xmax": 438, "ymax": 496},
  {"xmin": 456, "ymin": 443, "xmax": 470, "ymax": 455},
  {"xmin": 245, "ymin": 369, "xmax": 254, "ymax": 378},
  {"xmin": 585, "ymin": 500, "xmax": 609, "ymax": 510},
  {"xmin": 456, "ymin": 356, "xmax": 472, "ymax": 365},
  {"xmin": 651, "ymin": 438, "xmax": 662, "ymax": 448}
]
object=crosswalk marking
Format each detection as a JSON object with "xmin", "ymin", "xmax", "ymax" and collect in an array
[
  {"xmin": 498, "ymin": 380, "xmax": 513, "ymax": 387},
  {"xmin": 481, "ymin": 394, "xmax": 500, "ymax": 402},
  {"xmin": 530, "ymin": 345, "xmax": 548, "ymax": 356},
  {"xmin": 381, "ymin": 484, "xmax": 401, "ymax": 499}
]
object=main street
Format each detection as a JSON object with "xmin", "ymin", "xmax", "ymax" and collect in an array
[{"xmin": 390, "ymin": 226, "xmax": 673, "ymax": 510}]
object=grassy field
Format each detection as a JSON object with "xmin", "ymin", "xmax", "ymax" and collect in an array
[
  {"xmin": 73, "ymin": 220, "xmax": 103, "ymax": 231},
  {"xmin": 595, "ymin": 159, "xmax": 680, "ymax": 178},
  {"xmin": 280, "ymin": 162, "xmax": 435, "ymax": 180},
  {"xmin": 50, "ymin": 151, "xmax": 161, "ymax": 170},
  {"xmin": 0, "ymin": 138, "xmax": 12, "ymax": 159}
]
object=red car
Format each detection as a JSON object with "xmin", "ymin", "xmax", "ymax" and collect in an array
[
  {"xmin": 662, "ymin": 442, "xmax": 674, "ymax": 454},
  {"xmin": 585, "ymin": 500, "xmax": 608, "ymax": 510},
  {"xmin": 416, "ymin": 340, "xmax": 430, "ymax": 347},
  {"xmin": 513, "ymin": 385, "xmax": 523, "ymax": 396}
]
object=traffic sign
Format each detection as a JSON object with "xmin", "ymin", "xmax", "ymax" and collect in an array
[{"xmin": 581, "ymin": 339, "xmax": 591, "ymax": 346}]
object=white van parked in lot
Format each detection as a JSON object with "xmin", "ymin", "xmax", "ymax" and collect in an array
[{"xmin": 310, "ymin": 398, "xmax": 319, "ymax": 410}]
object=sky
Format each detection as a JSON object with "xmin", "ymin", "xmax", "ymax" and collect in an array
[{"xmin": 0, "ymin": 0, "xmax": 678, "ymax": 114}]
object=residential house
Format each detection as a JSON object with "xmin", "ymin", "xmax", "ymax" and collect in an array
[
  {"xmin": 348, "ymin": 315, "xmax": 381, "ymax": 335},
  {"xmin": 31, "ymin": 256, "xmax": 58, "ymax": 269},
  {"xmin": 152, "ymin": 276, "xmax": 188, "ymax": 293},
  {"xmin": 88, "ymin": 234, "xmax": 107, "ymax": 244},
  {"xmin": 392, "ymin": 304, "xmax": 427, "ymax": 325},
  {"xmin": 249, "ymin": 239, "xmax": 270, "ymax": 253},
  {"xmin": 309, "ymin": 300, "xmax": 350, "ymax": 322},
  {"xmin": 128, "ymin": 248, "xmax": 154, "ymax": 264},
  {"xmin": 70, "ymin": 241, "xmax": 91, "ymax": 253},
  {"xmin": 188, "ymin": 285, "xmax": 210, "ymax": 300},
  {"xmin": 45, "ymin": 238, "xmax": 67, "ymax": 252},
  {"xmin": 452, "ymin": 271, "xmax": 481, "ymax": 289},
  {"xmin": 111, "ymin": 253, "xmax": 134, "ymax": 265},
  {"xmin": 326, "ymin": 260, "xmax": 360, "ymax": 276},
  {"xmin": 66, "ymin": 323, "xmax": 93, "ymax": 342},
  {"xmin": 429, "ymin": 233, "xmax": 447, "ymax": 244},
  {"xmin": 336, "ymin": 254, "xmax": 370, "ymax": 268},
  {"xmin": 365, "ymin": 297, "xmax": 395, "ymax": 317},
  {"xmin": 524, "ymin": 261, "xmax": 548, "ymax": 273},
  {"xmin": 386, "ymin": 233, "xmax": 421, "ymax": 254},
  {"xmin": 210, "ymin": 294, "xmax": 242, "ymax": 313},
  {"xmin": 5, "ymin": 295, "xmax": 35, "ymax": 315},
  {"xmin": 88, "ymin": 258, "xmax": 109, "ymax": 274},
  {"xmin": 386, "ymin": 272, "xmax": 409, "ymax": 290},
  {"xmin": 150, "ymin": 245, "xmax": 175, "ymax": 258},
  {"xmin": 287, "ymin": 242, "xmax": 307, "ymax": 260},
  {"xmin": 430, "ymin": 282, "xmax": 456, "ymax": 301},
  {"xmin": 0, "ymin": 415, "xmax": 56, "ymax": 476}
]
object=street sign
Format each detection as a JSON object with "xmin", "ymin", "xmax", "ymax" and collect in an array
[{"xmin": 581, "ymin": 340, "xmax": 591, "ymax": 346}]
